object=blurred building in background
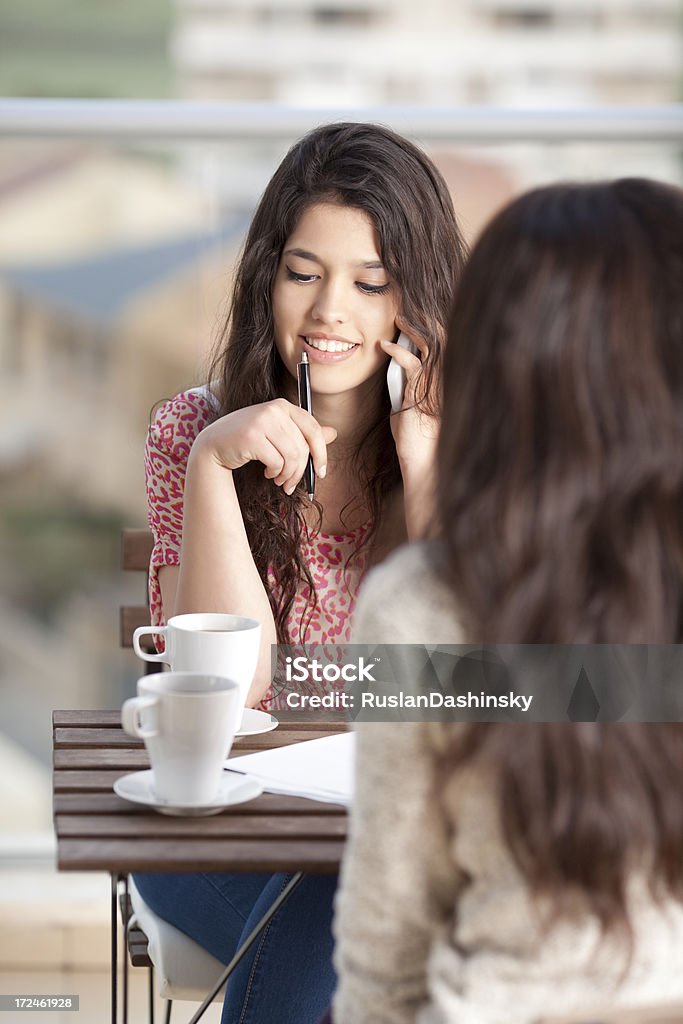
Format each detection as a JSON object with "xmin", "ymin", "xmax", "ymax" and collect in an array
[{"xmin": 174, "ymin": 0, "xmax": 680, "ymax": 106}]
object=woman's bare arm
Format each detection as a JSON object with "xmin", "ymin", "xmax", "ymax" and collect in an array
[
  {"xmin": 171, "ymin": 438, "xmax": 276, "ymax": 705},
  {"xmin": 158, "ymin": 400, "xmax": 335, "ymax": 705}
]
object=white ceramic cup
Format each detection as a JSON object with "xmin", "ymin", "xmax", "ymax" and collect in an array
[
  {"xmin": 132, "ymin": 613, "xmax": 261, "ymax": 727},
  {"xmin": 121, "ymin": 671, "xmax": 241, "ymax": 805}
]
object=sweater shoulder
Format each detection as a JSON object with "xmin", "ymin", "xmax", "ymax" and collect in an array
[{"xmin": 352, "ymin": 542, "xmax": 464, "ymax": 646}]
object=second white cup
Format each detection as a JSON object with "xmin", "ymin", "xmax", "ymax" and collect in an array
[
  {"xmin": 122, "ymin": 671, "xmax": 242, "ymax": 805},
  {"xmin": 133, "ymin": 613, "xmax": 262, "ymax": 726}
]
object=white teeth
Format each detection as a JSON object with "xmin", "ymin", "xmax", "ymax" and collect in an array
[{"xmin": 305, "ymin": 337, "xmax": 356, "ymax": 353}]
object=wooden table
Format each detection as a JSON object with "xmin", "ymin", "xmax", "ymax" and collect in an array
[{"xmin": 53, "ymin": 709, "xmax": 349, "ymax": 1024}]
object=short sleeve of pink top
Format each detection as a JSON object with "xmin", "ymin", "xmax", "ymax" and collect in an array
[{"xmin": 144, "ymin": 387, "xmax": 371, "ymax": 652}]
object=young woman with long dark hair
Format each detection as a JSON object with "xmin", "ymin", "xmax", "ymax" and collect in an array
[
  {"xmin": 334, "ymin": 178, "xmax": 683, "ymax": 1023},
  {"xmin": 134, "ymin": 121, "xmax": 466, "ymax": 1024}
]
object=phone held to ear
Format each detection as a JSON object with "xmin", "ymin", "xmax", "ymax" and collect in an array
[{"xmin": 386, "ymin": 332, "xmax": 419, "ymax": 413}]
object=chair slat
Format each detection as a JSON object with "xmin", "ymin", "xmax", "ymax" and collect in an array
[
  {"xmin": 120, "ymin": 890, "xmax": 153, "ymax": 968},
  {"xmin": 121, "ymin": 529, "xmax": 154, "ymax": 571},
  {"xmin": 120, "ymin": 606, "xmax": 152, "ymax": 649}
]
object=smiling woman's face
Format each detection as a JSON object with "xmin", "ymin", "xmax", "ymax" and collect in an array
[{"xmin": 272, "ymin": 202, "xmax": 399, "ymax": 397}]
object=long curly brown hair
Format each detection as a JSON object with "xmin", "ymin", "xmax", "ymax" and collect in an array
[
  {"xmin": 436, "ymin": 178, "xmax": 683, "ymax": 937},
  {"xmin": 208, "ymin": 122, "xmax": 466, "ymax": 642}
]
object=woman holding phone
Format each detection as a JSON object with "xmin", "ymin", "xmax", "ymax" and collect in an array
[{"xmin": 136, "ymin": 121, "xmax": 466, "ymax": 1023}]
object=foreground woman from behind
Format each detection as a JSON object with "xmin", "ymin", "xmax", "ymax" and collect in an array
[{"xmin": 333, "ymin": 179, "xmax": 683, "ymax": 1023}]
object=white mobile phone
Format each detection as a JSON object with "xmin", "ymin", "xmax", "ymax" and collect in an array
[{"xmin": 386, "ymin": 332, "xmax": 419, "ymax": 413}]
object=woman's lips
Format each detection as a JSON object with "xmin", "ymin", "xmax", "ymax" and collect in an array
[{"xmin": 300, "ymin": 336, "xmax": 360, "ymax": 363}]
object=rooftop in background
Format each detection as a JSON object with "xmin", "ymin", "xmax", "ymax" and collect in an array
[{"xmin": 0, "ymin": 216, "xmax": 246, "ymax": 327}]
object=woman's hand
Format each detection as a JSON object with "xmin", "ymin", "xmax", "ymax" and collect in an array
[
  {"xmin": 194, "ymin": 398, "xmax": 337, "ymax": 495},
  {"xmin": 381, "ymin": 318, "xmax": 439, "ymax": 470},
  {"xmin": 381, "ymin": 318, "xmax": 440, "ymax": 538}
]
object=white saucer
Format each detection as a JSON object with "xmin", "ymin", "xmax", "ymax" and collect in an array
[
  {"xmin": 114, "ymin": 769, "xmax": 263, "ymax": 816},
  {"xmin": 235, "ymin": 708, "xmax": 279, "ymax": 737}
]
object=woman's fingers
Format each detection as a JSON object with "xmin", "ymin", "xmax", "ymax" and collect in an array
[
  {"xmin": 288, "ymin": 406, "xmax": 337, "ymax": 478},
  {"xmin": 265, "ymin": 405, "xmax": 337, "ymax": 494},
  {"xmin": 278, "ymin": 424, "xmax": 337, "ymax": 497},
  {"xmin": 209, "ymin": 399, "xmax": 336, "ymax": 493},
  {"xmin": 380, "ymin": 337, "xmax": 422, "ymax": 375},
  {"xmin": 272, "ymin": 442, "xmax": 310, "ymax": 492},
  {"xmin": 321, "ymin": 425, "xmax": 338, "ymax": 446},
  {"xmin": 380, "ymin": 336, "xmax": 423, "ymax": 408},
  {"xmin": 382, "ymin": 319, "xmax": 432, "ymax": 409},
  {"xmin": 260, "ymin": 437, "xmax": 287, "ymax": 480},
  {"xmin": 395, "ymin": 316, "xmax": 429, "ymax": 361}
]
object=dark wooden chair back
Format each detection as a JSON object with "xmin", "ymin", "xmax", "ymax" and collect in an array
[{"xmin": 120, "ymin": 528, "xmax": 155, "ymax": 658}]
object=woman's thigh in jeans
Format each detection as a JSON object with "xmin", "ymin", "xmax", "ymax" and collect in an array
[
  {"xmin": 133, "ymin": 871, "xmax": 337, "ymax": 1024},
  {"xmin": 132, "ymin": 870, "xmax": 272, "ymax": 963},
  {"xmin": 221, "ymin": 872, "xmax": 337, "ymax": 1024}
]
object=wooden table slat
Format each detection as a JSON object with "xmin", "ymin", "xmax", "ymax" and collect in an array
[
  {"xmin": 55, "ymin": 769, "xmax": 139, "ymax": 791},
  {"xmin": 56, "ymin": 813, "xmax": 346, "ymax": 839},
  {"xmin": 53, "ymin": 710, "xmax": 122, "ymax": 728},
  {"xmin": 53, "ymin": 709, "xmax": 348, "ymax": 730},
  {"xmin": 54, "ymin": 791, "xmax": 346, "ymax": 814},
  {"xmin": 55, "ymin": 750, "xmax": 150, "ymax": 771},
  {"xmin": 57, "ymin": 837, "xmax": 344, "ymax": 873},
  {"xmin": 54, "ymin": 726, "xmax": 343, "ymax": 751},
  {"xmin": 54, "ymin": 731, "xmax": 339, "ymax": 770},
  {"xmin": 55, "ymin": 728, "xmax": 145, "ymax": 748}
]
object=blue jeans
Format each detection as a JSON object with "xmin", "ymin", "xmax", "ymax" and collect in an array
[{"xmin": 132, "ymin": 871, "xmax": 337, "ymax": 1024}]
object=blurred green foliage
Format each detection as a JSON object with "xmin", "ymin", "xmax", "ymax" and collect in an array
[
  {"xmin": 0, "ymin": 501, "xmax": 125, "ymax": 622},
  {"xmin": 0, "ymin": 0, "xmax": 173, "ymax": 99}
]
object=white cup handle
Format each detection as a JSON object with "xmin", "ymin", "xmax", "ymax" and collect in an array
[
  {"xmin": 121, "ymin": 695, "xmax": 159, "ymax": 738},
  {"xmin": 133, "ymin": 625, "xmax": 168, "ymax": 663}
]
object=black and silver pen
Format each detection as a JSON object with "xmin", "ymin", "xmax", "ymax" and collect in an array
[{"xmin": 297, "ymin": 351, "xmax": 315, "ymax": 501}]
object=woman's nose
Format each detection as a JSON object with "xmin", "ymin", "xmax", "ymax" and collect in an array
[{"xmin": 311, "ymin": 280, "xmax": 349, "ymax": 325}]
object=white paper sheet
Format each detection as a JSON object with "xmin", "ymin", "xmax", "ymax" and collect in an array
[{"xmin": 224, "ymin": 732, "xmax": 355, "ymax": 806}]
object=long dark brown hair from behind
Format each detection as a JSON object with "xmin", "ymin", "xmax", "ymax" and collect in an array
[
  {"xmin": 208, "ymin": 122, "xmax": 466, "ymax": 642},
  {"xmin": 435, "ymin": 179, "xmax": 683, "ymax": 937}
]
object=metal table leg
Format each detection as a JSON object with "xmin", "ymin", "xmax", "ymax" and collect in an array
[
  {"xmin": 186, "ymin": 871, "xmax": 305, "ymax": 1024},
  {"xmin": 149, "ymin": 965, "xmax": 156, "ymax": 1024},
  {"xmin": 122, "ymin": 875, "xmax": 130, "ymax": 1024},
  {"xmin": 111, "ymin": 874, "xmax": 120, "ymax": 1024}
]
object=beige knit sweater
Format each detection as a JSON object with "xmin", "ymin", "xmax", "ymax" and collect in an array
[{"xmin": 332, "ymin": 543, "xmax": 683, "ymax": 1024}]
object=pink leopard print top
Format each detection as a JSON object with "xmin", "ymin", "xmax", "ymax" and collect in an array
[{"xmin": 144, "ymin": 388, "xmax": 371, "ymax": 651}]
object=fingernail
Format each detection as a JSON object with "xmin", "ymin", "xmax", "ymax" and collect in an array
[
  {"xmin": 319, "ymin": 465, "xmax": 327, "ymax": 479},
  {"xmin": 284, "ymin": 483, "xmax": 295, "ymax": 495}
]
